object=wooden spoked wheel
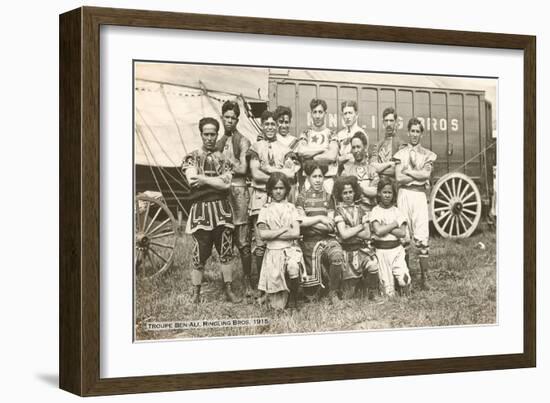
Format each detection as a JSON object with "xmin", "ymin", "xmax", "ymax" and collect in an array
[
  {"xmin": 135, "ymin": 194, "xmax": 178, "ymax": 279},
  {"xmin": 430, "ymin": 172, "xmax": 482, "ymax": 238}
]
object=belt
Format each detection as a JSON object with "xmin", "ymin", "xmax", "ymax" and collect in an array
[{"xmin": 373, "ymin": 240, "xmax": 402, "ymax": 249}]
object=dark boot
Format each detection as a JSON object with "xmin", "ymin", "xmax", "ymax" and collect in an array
[
  {"xmin": 243, "ymin": 275, "xmax": 253, "ymax": 298},
  {"xmin": 287, "ymin": 277, "xmax": 300, "ymax": 309},
  {"xmin": 419, "ymin": 257, "xmax": 431, "ymax": 291},
  {"xmin": 191, "ymin": 285, "xmax": 201, "ymax": 304},
  {"xmin": 365, "ymin": 272, "xmax": 380, "ymax": 302},
  {"xmin": 190, "ymin": 269, "xmax": 203, "ymax": 303},
  {"xmin": 399, "ymin": 283, "xmax": 411, "ymax": 297},
  {"xmin": 224, "ymin": 282, "xmax": 242, "ymax": 303},
  {"xmin": 240, "ymin": 251, "xmax": 253, "ymax": 298}
]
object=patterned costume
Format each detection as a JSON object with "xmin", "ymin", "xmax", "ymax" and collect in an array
[
  {"xmin": 296, "ymin": 189, "xmax": 344, "ymax": 291},
  {"xmin": 181, "ymin": 149, "xmax": 234, "ymax": 284},
  {"xmin": 342, "ymin": 159, "xmax": 379, "ymax": 211},
  {"xmin": 334, "ymin": 203, "xmax": 379, "ymax": 282},
  {"xmin": 216, "ymin": 129, "xmax": 252, "ymax": 281},
  {"xmin": 298, "ymin": 127, "xmax": 338, "ymax": 194},
  {"xmin": 370, "ymin": 136, "xmax": 402, "ymax": 175},
  {"xmin": 277, "ymin": 133, "xmax": 299, "ymax": 150},
  {"xmin": 256, "ymin": 201, "xmax": 304, "ymax": 309},
  {"xmin": 370, "ymin": 205, "xmax": 411, "ymax": 296},
  {"xmin": 394, "ymin": 144, "xmax": 437, "ymax": 256}
]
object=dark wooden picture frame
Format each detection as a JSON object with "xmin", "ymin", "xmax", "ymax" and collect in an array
[{"xmin": 59, "ymin": 6, "xmax": 536, "ymax": 396}]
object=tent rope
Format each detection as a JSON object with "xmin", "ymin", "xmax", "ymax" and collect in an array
[
  {"xmin": 136, "ymin": 127, "xmax": 189, "ymax": 217},
  {"xmin": 159, "ymin": 84, "xmax": 188, "ymax": 155}
]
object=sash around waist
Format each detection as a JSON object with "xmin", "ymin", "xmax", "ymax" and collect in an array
[{"xmin": 373, "ymin": 240, "xmax": 402, "ymax": 249}]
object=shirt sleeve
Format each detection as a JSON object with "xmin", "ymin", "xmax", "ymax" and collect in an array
[
  {"xmin": 295, "ymin": 193, "xmax": 306, "ymax": 216},
  {"xmin": 181, "ymin": 153, "xmax": 196, "ymax": 173},
  {"xmin": 290, "ymin": 205, "xmax": 303, "ymax": 223},
  {"xmin": 256, "ymin": 205, "xmax": 269, "ymax": 227},
  {"xmin": 369, "ymin": 207, "xmax": 382, "ymax": 224},
  {"xmin": 247, "ymin": 142, "xmax": 261, "ymax": 161},
  {"xmin": 219, "ymin": 154, "xmax": 234, "ymax": 184}
]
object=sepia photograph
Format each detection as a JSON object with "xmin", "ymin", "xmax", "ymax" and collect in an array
[{"xmin": 133, "ymin": 61, "xmax": 497, "ymax": 341}]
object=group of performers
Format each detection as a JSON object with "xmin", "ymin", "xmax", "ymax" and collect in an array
[{"xmin": 181, "ymin": 98, "xmax": 437, "ymax": 309}]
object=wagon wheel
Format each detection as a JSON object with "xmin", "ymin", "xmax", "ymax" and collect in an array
[
  {"xmin": 430, "ymin": 172, "xmax": 482, "ymax": 238},
  {"xmin": 135, "ymin": 194, "xmax": 178, "ymax": 279}
]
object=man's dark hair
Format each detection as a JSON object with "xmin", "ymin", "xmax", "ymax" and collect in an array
[
  {"xmin": 310, "ymin": 98, "xmax": 328, "ymax": 112},
  {"xmin": 274, "ymin": 105, "xmax": 292, "ymax": 122},
  {"xmin": 351, "ymin": 131, "xmax": 368, "ymax": 147},
  {"xmin": 377, "ymin": 176, "xmax": 397, "ymax": 204},
  {"xmin": 198, "ymin": 117, "xmax": 220, "ymax": 133},
  {"xmin": 382, "ymin": 107, "xmax": 397, "ymax": 120},
  {"xmin": 303, "ymin": 159, "xmax": 328, "ymax": 176},
  {"xmin": 332, "ymin": 175, "xmax": 361, "ymax": 203},
  {"xmin": 407, "ymin": 117, "xmax": 424, "ymax": 132},
  {"xmin": 266, "ymin": 172, "xmax": 291, "ymax": 198},
  {"xmin": 341, "ymin": 100, "xmax": 358, "ymax": 112},
  {"xmin": 260, "ymin": 110, "xmax": 276, "ymax": 123},
  {"xmin": 221, "ymin": 100, "xmax": 240, "ymax": 118}
]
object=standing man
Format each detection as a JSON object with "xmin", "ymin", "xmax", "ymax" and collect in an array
[
  {"xmin": 274, "ymin": 105, "xmax": 299, "ymax": 149},
  {"xmin": 182, "ymin": 117, "xmax": 241, "ymax": 304},
  {"xmin": 337, "ymin": 101, "xmax": 368, "ymax": 166},
  {"xmin": 394, "ymin": 117, "xmax": 437, "ymax": 290},
  {"xmin": 371, "ymin": 107, "xmax": 401, "ymax": 176},
  {"xmin": 215, "ymin": 101, "xmax": 253, "ymax": 297},
  {"xmin": 295, "ymin": 98, "xmax": 339, "ymax": 194},
  {"xmin": 342, "ymin": 131, "xmax": 379, "ymax": 211},
  {"xmin": 248, "ymin": 110, "xmax": 300, "ymax": 282}
]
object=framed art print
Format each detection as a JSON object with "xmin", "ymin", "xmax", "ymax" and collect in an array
[{"xmin": 59, "ymin": 6, "xmax": 536, "ymax": 396}]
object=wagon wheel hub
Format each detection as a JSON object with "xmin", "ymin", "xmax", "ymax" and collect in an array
[
  {"xmin": 136, "ymin": 232, "xmax": 150, "ymax": 249},
  {"xmin": 451, "ymin": 202, "xmax": 463, "ymax": 215}
]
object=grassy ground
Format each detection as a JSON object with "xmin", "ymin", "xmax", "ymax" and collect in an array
[{"xmin": 135, "ymin": 225, "xmax": 496, "ymax": 341}]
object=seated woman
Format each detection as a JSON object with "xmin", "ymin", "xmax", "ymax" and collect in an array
[
  {"xmin": 332, "ymin": 176, "xmax": 380, "ymax": 301},
  {"xmin": 256, "ymin": 172, "xmax": 304, "ymax": 310}
]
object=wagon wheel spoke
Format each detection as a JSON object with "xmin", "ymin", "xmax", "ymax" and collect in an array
[
  {"xmin": 149, "ymin": 247, "xmax": 168, "ymax": 264},
  {"xmin": 135, "ymin": 199, "xmax": 141, "ymax": 231},
  {"xmin": 462, "ymin": 192, "xmax": 477, "ymax": 202},
  {"xmin": 434, "ymin": 197, "xmax": 451, "ymax": 206},
  {"xmin": 436, "ymin": 210, "xmax": 451, "ymax": 222},
  {"xmin": 148, "ymin": 218, "xmax": 172, "ymax": 236},
  {"xmin": 135, "ymin": 248, "xmax": 143, "ymax": 265},
  {"xmin": 150, "ymin": 231, "xmax": 175, "ymax": 239},
  {"xmin": 142, "ymin": 199, "xmax": 151, "ymax": 235},
  {"xmin": 462, "ymin": 201, "xmax": 480, "ymax": 208},
  {"xmin": 460, "ymin": 212, "xmax": 474, "ymax": 227},
  {"xmin": 144, "ymin": 205, "xmax": 163, "ymax": 234},
  {"xmin": 434, "ymin": 206, "xmax": 451, "ymax": 213},
  {"xmin": 451, "ymin": 177, "xmax": 457, "ymax": 199},
  {"xmin": 455, "ymin": 215, "xmax": 461, "ymax": 236},
  {"xmin": 458, "ymin": 182, "xmax": 471, "ymax": 201},
  {"xmin": 448, "ymin": 216, "xmax": 456, "ymax": 236},
  {"xmin": 440, "ymin": 212, "xmax": 453, "ymax": 233},
  {"xmin": 444, "ymin": 181, "xmax": 453, "ymax": 200},
  {"xmin": 438, "ymin": 186, "xmax": 452, "ymax": 202},
  {"xmin": 462, "ymin": 208, "xmax": 478, "ymax": 216},
  {"xmin": 149, "ymin": 241, "xmax": 174, "ymax": 249}
]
